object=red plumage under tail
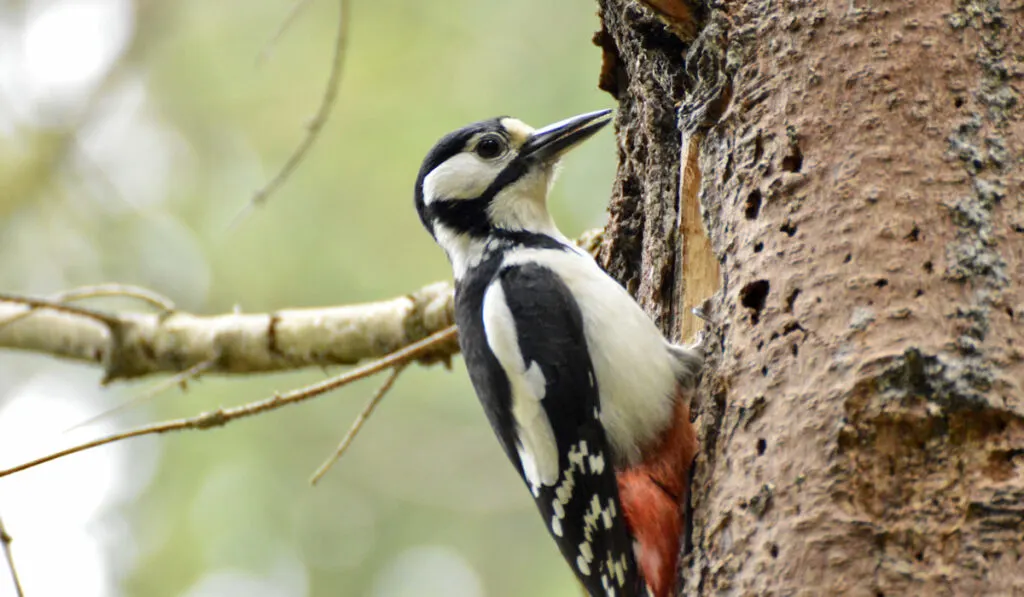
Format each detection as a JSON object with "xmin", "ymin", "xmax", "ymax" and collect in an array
[{"xmin": 616, "ymin": 396, "xmax": 698, "ymax": 597}]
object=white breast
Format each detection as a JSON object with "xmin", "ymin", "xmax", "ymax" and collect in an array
[{"xmin": 502, "ymin": 247, "xmax": 679, "ymax": 466}]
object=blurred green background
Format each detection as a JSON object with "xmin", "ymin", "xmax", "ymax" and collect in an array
[{"xmin": 0, "ymin": 1, "xmax": 617, "ymax": 596}]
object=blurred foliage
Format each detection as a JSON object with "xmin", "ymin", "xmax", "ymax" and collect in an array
[{"xmin": 0, "ymin": 0, "xmax": 617, "ymax": 596}]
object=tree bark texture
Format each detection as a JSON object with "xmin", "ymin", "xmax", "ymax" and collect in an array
[{"xmin": 595, "ymin": 0, "xmax": 1023, "ymax": 595}]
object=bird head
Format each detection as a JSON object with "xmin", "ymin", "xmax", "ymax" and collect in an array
[{"xmin": 414, "ymin": 109, "xmax": 612, "ymax": 267}]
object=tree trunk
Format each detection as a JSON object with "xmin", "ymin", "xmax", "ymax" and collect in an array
[{"xmin": 595, "ymin": 0, "xmax": 1023, "ymax": 595}]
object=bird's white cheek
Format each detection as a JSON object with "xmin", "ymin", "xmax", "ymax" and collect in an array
[{"xmin": 422, "ymin": 153, "xmax": 502, "ymax": 202}]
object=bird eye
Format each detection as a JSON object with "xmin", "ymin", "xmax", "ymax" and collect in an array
[{"xmin": 475, "ymin": 136, "xmax": 505, "ymax": 159}]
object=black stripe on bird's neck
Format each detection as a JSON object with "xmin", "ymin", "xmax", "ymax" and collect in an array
[
  {"xmin": 490, "ymin": 229, "xmax": 568, "ymax": 251},
  {"xmin": 430, "ymin": 196, "xmax": 492, "ymax": 237},
  {"xmin": 428, "ymin": 154, "xmax": 534, "ymax": 237},
  {"xmin": 431, "ymin": 196, "xmax": 568, "ymax": 251}
]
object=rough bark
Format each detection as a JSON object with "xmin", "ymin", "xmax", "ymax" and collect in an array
[{"xmin": 596, "ymin": 0, "xmax": 1023, "ymax": 595}]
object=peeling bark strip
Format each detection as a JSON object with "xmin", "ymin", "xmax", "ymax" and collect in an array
[
  {"xmin": 596, "ymin": 0, "xmax": 691, "ymax": 333},
  {"xmin": 596, "ymin": 0, "xmax": 1022, "ymax": 595},
  {"xmin": 0, "ymin": 282, "xmax": 456, "ymax": 382}
]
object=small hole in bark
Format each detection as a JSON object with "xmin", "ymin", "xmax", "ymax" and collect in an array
[
  {"xmin": 757, "ymin": 341, "xmax": 764, "ymax": 351},
  {"xmin": 769, "ymin": 543, "xmax": 780, "ymax": 558},
  {"xmin": 745, "ymin": 190, "xmax": 763, "ymax": 220},
  {"xmin": 791, "ymin": 343, "xmax": 799, "ymax": 357},
  {"xmin": 780, "ymin": 221, "xmax": 797, "ymax": 236},
  {"xmin": 923, "ymin": 261, "xmax": 934, "ymax": 274},
  {"xmin": 622, "ymin": 175, "xmax": 641, "ymax": 197},
  {"xmin": 905, "ymin": 225, "xmax": 920, "ymax": 242},
  {"xmin": 754, "ymin": 241, "xmax": 764, "ymax": 253},
  {"xmin": 915, "ymin": 550, "xmax": 924, "ymax": 562},
  {"xmin": 761, "ymin": 365, "xmax": 769, "ymax": 377},
  {"xmin": 843, "ymin": 253, "xmax": 852, "ymax": 263},
  {"xmin": 756, "ymin": 438, "xmax": 767, "ymax": 455},
  {"xmin": 915, "ymin": 289, "xmax": 925, "ymax": 297},
  {"xmin": 740, "ymin": 280, "xmax": 771, "ymax": 325},
  {"xmin": 723, "ymin": 155, "xmax": 733, "ymax": 181},
  {"xmin": 781, "ymin": 145, "xmax": 804, "ymax": 173},
  {"xmin": 954, "ymin": 96, "xmax": 965, "ymax": 108},
  {"xmin": 875, "ymin": 278, "xmax": 889, "ymax": 288},
  {"xmin": 754, "ymin": 131, "xmax": 764, "ymax": 163},
  {"xmin": 1007, "ymin": 307, "xmax": 1015, "ymax": 320},
  {"xmin": 785, "ymin": 288, "xmax": 801, "ymax": 313}
]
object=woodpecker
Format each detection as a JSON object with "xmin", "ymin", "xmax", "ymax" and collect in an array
[{"xmin": 414, "ymin": 109, "xmax": 702, "ymax": 597}]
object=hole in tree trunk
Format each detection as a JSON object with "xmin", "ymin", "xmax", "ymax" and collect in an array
[
  {"xmin": 741, "ymin": 280, "xmax": 771, "ymax": 325},
  {"xmin": 745, "ymin": 189, "xmax": 763, "ymax": 219}
]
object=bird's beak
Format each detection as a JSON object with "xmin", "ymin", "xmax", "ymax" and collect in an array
[{"xmin": 520, "ymin": 109, "xmax": 613, "ymax": 163}]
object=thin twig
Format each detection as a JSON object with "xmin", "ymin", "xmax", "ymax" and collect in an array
[
  {"xmin": 309, "ymin": 363, "xmax": 407, "ymax": 485},
  {"xmin": 56, "ymin": 284, "xmax": 176, "ymax": 312},
  {"xmin": 0, "ymin": 326, "xmax": 458, "ymax": 480},
  {"xmin": 0, "ymin": 515, "xmax": 24, "ymax": 597},
  {"xmin": 257, "ymin": 0, "xmax": 316, "ymax": 65},
  {"xmin": 0, "ymin": 283, "xmax": 174, "ymax": 331},
  {"xmin": 65, "ymin": 357, "xmax": 219, "ymax": 433},
  {"xmin": 230, "ymin": 0, "xmax": 351, "ymax": 228},
  {"xmin": 0, "ymin": 292, "xmax": 120, "ymax": 328}
]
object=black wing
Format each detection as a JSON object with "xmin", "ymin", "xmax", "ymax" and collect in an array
[{"xmin": 455, "ymin": 259, "xmax": 643, "ymax": 596}]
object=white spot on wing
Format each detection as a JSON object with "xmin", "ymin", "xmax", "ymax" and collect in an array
[
  {"xmin": 602, "ymin": 499, "xmax": 614, "ymax": 529},
  {"xmin": 579, "ymin": 542, "xmax": 594, "ymax": 565},
  {"xmin": 523, "ymin": 361, "xmax": 546, "ymax": 400},
  {"xmin": 551, "ymin": 516, "xmax": 563, "ymax": 537},
  {"xmin": 576, "ymin": 492, "xmax": 621, "ymax": 576},
  {"xmin": 576, "ymin": 555, "xmax": 591, "ymax": 576},
  {"xmin": 601, "ymin": 574, "xmax": 616, "ymax": 596},
  {"xmin": 613, "ymin": 556, "xmax": 625, "ymax": 586},
  {"xmin": 516, "ymin": 444, "xmax": 542, "ymax": 498}
]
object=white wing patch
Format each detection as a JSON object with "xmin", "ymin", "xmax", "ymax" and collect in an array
[
  {"xmin": 482, "ymin": 280, "xmax": 559, "ymax": 496},
  {"xmin": 501, "ymin": 246, "xmax": 682, "ymax": 467}
]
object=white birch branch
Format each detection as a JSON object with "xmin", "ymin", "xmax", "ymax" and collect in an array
[{"xmin": 0, "ymin": 282, "xmax": 456, "ymax": 383}]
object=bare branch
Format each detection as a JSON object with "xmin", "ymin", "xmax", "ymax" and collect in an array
[
  {"xmin": 0, "ymin": 292, "xmax": 122, "ymax": 328},
  {"xmin": 309, "ymin": 363, "xmax": 407, "ymax": 485},
  {"xmin": 0, "ymin": 515, "xmax": 24, "ymax": 597},
  {"xmin": 0, "ymin": 326, "xmax": 458, "ymax": 480},
  {"xmin": 0, "ymin": 283, "xmax": 174, "ymax": 331},
  {"xmin": 53, "ymin": 283, "xmax": 176, "ymax": 312},
  {"xmin": 65, "ymin": 357, "xmax": 218, "ymax": 432},
  {"xmin": 231, "ymin": 0, "xmax": 351, "ymax": 227},
  {"xmin": 257, "ymin": 0, "xmax": 316, "ymax": 65},
  {"xmin": 0, "ymin": 281, "xmax": 455, "ymax": 382}
]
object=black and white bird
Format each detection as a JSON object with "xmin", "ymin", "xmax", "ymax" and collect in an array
[{"xmin": 414, "ymin": 109, "xmax": 703, "ymax": 597}]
